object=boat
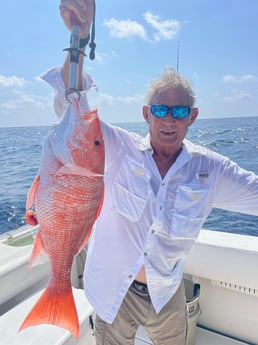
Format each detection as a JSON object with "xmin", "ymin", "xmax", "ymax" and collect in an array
[{"xmin": 0, "ymin": 225, "xmax": 257, "ymax": 345}]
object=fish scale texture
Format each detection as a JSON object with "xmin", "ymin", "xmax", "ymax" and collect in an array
[{"xmin": 20, "ymin": 104, "xmax": 104, "ymax": 338}]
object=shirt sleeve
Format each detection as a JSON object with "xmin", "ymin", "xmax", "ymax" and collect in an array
[
  {"xmin": 213, "ymin": 157, "xmax": 258, "ymax": 216},
  {"xmin": 40, "ymin": 66, "xmax": 97, "ymax": 118}
]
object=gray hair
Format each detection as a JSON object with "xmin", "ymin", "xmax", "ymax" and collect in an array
[{"xmin": 145, "ymin": 67, "xmax": 196, "ymax": 107}]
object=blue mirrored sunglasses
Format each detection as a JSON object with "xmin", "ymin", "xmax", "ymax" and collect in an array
[{"xmin": 150, "ymin": 105, "xmax": 191, "ymax": 119}]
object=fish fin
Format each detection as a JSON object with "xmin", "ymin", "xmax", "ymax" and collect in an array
[
  {"xmin": 78, "ymin": 229, "xmax": 93, "ymax": 254},
  {"xmin": 26, "ymin": 175, "xmax": 40, "ymax": 209},
  {"xmin": 28, "ymin": 231, "xmax": 48, "ymax": 269},
  {"xmin": 56, "ymin": 163, "xmax": 103, "ymax": 177},
  {"xmin": 25, "ymin": 209, "xmax": 38, "ymax": 226},
  {"xmin": 24, "ymin": 175, "xmax": 40, "ymax": 225},
  {"xmin": 96, "ymin": 189, "xmax": 105, "ymax": 219},
  {"xmin": 78, "ymin": 189, "xmax": 105, "ymax": 253},
  {"xmin": 19, "ymin": 285, "xmax": 79, "ymax": 338}
]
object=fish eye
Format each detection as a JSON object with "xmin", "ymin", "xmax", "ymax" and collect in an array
[{"xmin": 95, "ymin": 140, "xmax": 101, "ymax": 146}]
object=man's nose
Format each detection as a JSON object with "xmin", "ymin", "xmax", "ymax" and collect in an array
[{"xmin": 164, "ymin": 111, "xmax": 176, "ymax": 122}]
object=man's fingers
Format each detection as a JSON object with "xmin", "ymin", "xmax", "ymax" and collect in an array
[
  {"xmin": 60, "ymin": 0, "xmax": 88, "ymax": 23},
  {"xmin": 59, "ymin": 5, "xmax": 72, "ymax": 30},
  {"xmin": 59, "ymin": 0, "xmax": 94, "ymax": 37}
]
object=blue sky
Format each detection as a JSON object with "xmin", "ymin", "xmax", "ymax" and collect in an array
[{"xmin": 0, "ymin": 0, "xmax": 257, "ymax": 127}]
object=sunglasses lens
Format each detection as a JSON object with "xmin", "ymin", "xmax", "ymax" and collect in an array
[
  {"xmin": 150, "ymin": 105, "xmax": 168, "ymax": 117},
  {"xmin": 173, "ymin": 106, "xmax": 190, "ymax": 118}
]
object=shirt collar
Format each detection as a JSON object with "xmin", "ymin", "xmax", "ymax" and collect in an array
[
  {"xmin": 135, "ymin": 134, "xmax": 153, "ymax": 152},
  {"xmin": 136, "ymin": 135, "xmax": 193, "ymax": 159},
  {"xmin": 136, "ymin": 136, "xmax": 196, "ymax": 177}
]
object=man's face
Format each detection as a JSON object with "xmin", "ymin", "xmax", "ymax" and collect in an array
[{"xmin": 143, "ymin": 88, "xmax": 198, "ymax": 155}]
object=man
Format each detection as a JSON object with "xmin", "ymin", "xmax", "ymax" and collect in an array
[{"xmin": 42, "ymin": 1, "xmax": 258, "ymax": 344}]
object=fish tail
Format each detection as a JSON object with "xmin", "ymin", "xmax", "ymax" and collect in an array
[{"xmin": 19, "ymin": 285, "xmax": 79, "ymax": 338}]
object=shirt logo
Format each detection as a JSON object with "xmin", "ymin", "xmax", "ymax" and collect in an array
[
  {"xmin": 133, "ymin": 167, "xmax": 145, "ymax": 176},
  {"xmin": 197, "ymin": 172, "xmax": 209, "ymax": 179}
]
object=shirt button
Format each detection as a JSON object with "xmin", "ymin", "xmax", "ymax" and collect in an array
[
  {"xmin": 151, "ymin": 229, "xmax": 155, "ymax": 234},
  {"xmin": 144, "ymin": 252, "xmax": 147, "ymax": 256},
  {"xmin": 159, "ymin": 206, "xmax": 163, "ymax": 210},
  {"xmin": 128, "ymin": 275, "xmax": 133, "ymax": 279}
]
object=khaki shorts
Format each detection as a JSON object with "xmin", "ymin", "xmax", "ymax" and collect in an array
[{"xmin": 95, "ymin": 281, "xmax": 187, "ymax": 345}]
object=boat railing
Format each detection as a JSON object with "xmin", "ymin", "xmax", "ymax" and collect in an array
[{"xmin": 0, "ymin": 224, "xmax": 39, "ymax": 246}]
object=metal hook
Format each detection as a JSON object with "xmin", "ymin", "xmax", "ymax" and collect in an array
[
  {"xmin": 64, "ymin": 1, "xmax": 97, "ymax": 101},
  {"xmin": 65, "ymin": 25, "xmax": 81, "ymax": 103},
  {"xmin": 65, "ymin": 88, "xmax": 81, "ymax": 103}
]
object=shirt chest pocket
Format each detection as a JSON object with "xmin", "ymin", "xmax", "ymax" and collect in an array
[
  {"xmin": 170, "ymin": 184, "xmax": 210, "ymax": 238},
  {"xmin": 112, "ymin": 155, "xmax": 150, "ymax": 222}
]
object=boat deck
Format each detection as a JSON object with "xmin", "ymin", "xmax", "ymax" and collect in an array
[
  {"xmin": 135, "ymin": 326, "xmax": 249, "ymax": 345},
  {"xmin": 0, "ymin": 287, "xmax": 250, "ymax": 345},
  {"xmin": 1, "ymin": 230, "xmax": 257, "ymax": 344}
]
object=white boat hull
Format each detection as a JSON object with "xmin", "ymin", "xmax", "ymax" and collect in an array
[{"xmin": 0, "ymin": 228, "xmax": 257, "ymax": 344}]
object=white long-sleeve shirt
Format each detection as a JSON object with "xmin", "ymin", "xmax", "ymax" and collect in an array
[{"xmin": 42, "ymin": 67, "xmax": 258, "ymax": 323}]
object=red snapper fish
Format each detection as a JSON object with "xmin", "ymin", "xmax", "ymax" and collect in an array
[{"xmin": 19, "ymin": 99, "xmax": 104, "ymax": 338}]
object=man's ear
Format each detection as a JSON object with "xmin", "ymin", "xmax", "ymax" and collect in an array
[
  {"xmin": 143, "ymin": 105, "xmax": 150, "ymax": 123},
  {"xmin": 188, "ymin": 107, "xmax": 199, "ymax": 126}
]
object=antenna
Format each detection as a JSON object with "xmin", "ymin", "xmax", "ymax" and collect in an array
[{"xmin": 176, "ymin": 40, "xmax": 180, "ymax": 72}]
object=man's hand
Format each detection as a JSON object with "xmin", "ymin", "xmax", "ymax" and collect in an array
[{"xmin": 59, "ymin": 0, "xmax": 94, "ymax": 38}]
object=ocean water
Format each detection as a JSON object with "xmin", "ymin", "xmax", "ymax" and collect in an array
[{"xmin": 0, "ymin": 116, "xmax": 258, "ymax": 236}]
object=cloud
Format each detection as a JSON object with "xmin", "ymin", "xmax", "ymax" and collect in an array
[
  {"xmin": 0, "ymin": 90, "xmax": 53, "ymax": 113},
  {"xmin": 103, "ymin": 18, "xmax": 148, "ymax": 40},
  {"xmin": 92, "ymin": 50, "xmax": 119, "ymax": 63},
  {"xmin": 0, "ymin": 75, "xmax": 27, "ymax": 88},
  {"xmin": 224, "ymin": 88, "xmax": 253, "ymax": 102},
  {"xmin": 222, "ymin": 74, "xmax": 257, "ymax": 84},
  {"xmin": 116, "ymin": 94, "xmax": 144, "ymax": 104},
  {"xmin": 0, "ymin": 88, "xmax": 56, "ymax": 127},
  {"xmin": 90, "ymin": 92, "xmax": 144, "ymax": 109},
  {"xmin": 88, "ymin": 92, "xmax": 144, "ymax": 123},
  {"xmin": 103, "ymin": 11, "xmax": 181, "ymax": 42},
  {"xmin": 143, "ymin": 11, "xmax": 181, "ymax": 41},
  {"xmin": 222, "ymin": 74, "xmax": 257, "ymax": 104}
]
